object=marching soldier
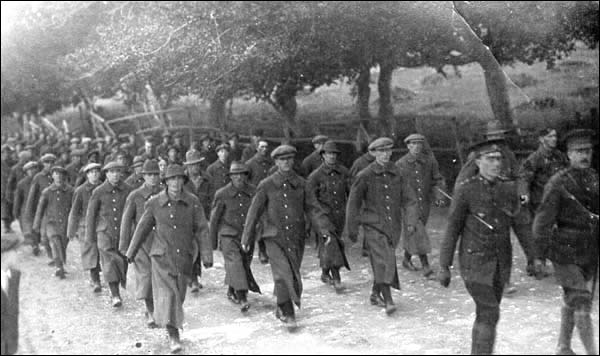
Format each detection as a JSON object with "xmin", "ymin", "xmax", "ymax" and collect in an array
[
  {"xmin": 209, "ymin": 162, "xmax": 261, "ymax": 312},
  {"xmin": 533, "ymin": 129, "xmax": 598, "ymax": 355},
  {"xmin": 241, "ymin": 128, "xmax": 264, "ymax": 163},
  {"xmin": 241, "ymin": 144, "xmax": 328, "ymax": 329},
  {"xmin": 345, "ymin": 137, "xmax": 418, "ymax": 315},
  {"xmin": 183, "ymin": 150, "xmax": 211, "ymax": 293},
  {"xmin": 396, "ymin": 133, "xmax": 446, "ymax": 278},
  {"xmin": 439, "ymin": 139, "xmax": 520, "ymax": 354},
  {"xmin": 246, "ymin": 139, "xmax": 273, "ymax": 264},
  {"xmin": 33, "ymin": 166, "xmax": 74, "ymax": 279},
  {"xmin": 1, "ymin": 145, "xmax": 15, "ymax": 233},
  {"xmin": 67, "ymin": 163, "xmax": 103, "ymax": 293},
  {"xmin": 206, "ymin": 143, "xmax": 231, "ymax": 199},
  {"xmin": 519, "ymin": 127, "xmax": 569, "ymax": 278},
  {"xmin": 12, "ymin": 162, "xmax": 40, "ymax": 246},
  {"xmin": 156, "ymin": 132, "xmax": 172, "ymax": 159},
  {"xmin": 126, "ymin": 164, "xmax": 212, "ymax": 353},
  {"xmin": 86, "ymin": 161, "xmax": 132, "ymax": 307},
  {"xmin": 24, "ymin": 153, "xmax": 57, "ymax": 258},
  {"xmin": 306, "ymin": 140, "xmax": 351, "ymax": 291},
  {"xmin": 120, "ymin": 160, "xmax": 163, "ymax": 328},
  {"xmin": 227, "ymin": 132, "xmax": 244, "ymax": 164},
  {"xmin": 300, "ymin": 135, "xmax": 328, "ymax": 177},
  {"xmin": 5, "ymin": 150, "xmax": 33, "ymax": 224},
  {"xmin": 65, "ymin": 148, "xmax": 85, "ymax": 186},
  {"xmin": 124, "ymin": 156, "xmax": 146, "ymax": 190},
  {"xmin": 348, "ymin": 142, "xmax": 376, "ymax": 258}
]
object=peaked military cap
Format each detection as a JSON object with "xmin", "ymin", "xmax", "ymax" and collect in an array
[
  {"xmin": 141, "ymin": 159, "xmax": 161, "ymax": 174},
  {"xmin": 564, "ymin": 128, "xmax": 595, "ymax": 150},
  {"xmin": 164, "ymin": 164, "xmax": 186, "ymax": 179},
  {"xmin": 368, "ymin": 137, "xmax": 394, "ymax": 151},
  {"xmin": 18, "ymin": 150, "xmax": 32, "ymax": 160},
  {"xmin": 132, "ymin": 155, "xmax": 145, "ymax": 167},
  {"xmin": 71, "ymin": 148, "xmax": 86, "ymax": 156},
  {"xmin": 83, "ymin": 162, "xmax": 102, "ymax": 173},
  {"xmin": 404, "ymin": 133, "xmax": 426, "ymax": 144},
  {"xmin": 40, "ymin": 153, "xmax": 57, "ymax": 162},
  {"xmin": 184, "ymin": 151, "xmax": 205, "ymax": 165},
  {"xmin": 484, "ymin": 120, "xmax": 510, "ymax": 137},
  {"xmin": 215, "ymin": 143, "xmax": 230, "ymax": 152},
  {"xmin": 228, "ymin": 162, "xmax": 249, "ymax": 175},
  {"xmin": 103, "ymin": 161, "xmax": 126, "ymax": 171},
  {"xmin": 312, "ymin": 135, "xmax": 329, "ymax": 144},
  {"xmin": 468, "ymin": 138, "xmax": 504, "ymax": 157},
  {"xmin": 271, "ymin": 144, "xmax": 297, "ymax": 160},
  {"xmin": 50, "ymin": 165, "xmax": 67, "ymax": 174},
  {"xmin": 320, "ymin": 140, "xmax": 341, "ymax": 154},
  {"xmin": 23, "ymin": 161, "xmax": 40, "ymax": 171}
]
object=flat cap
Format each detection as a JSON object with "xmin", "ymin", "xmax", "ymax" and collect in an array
[
  {"xmin": 484, "ymin": 120, "xmax": 510, "ymax": 137},
  {"xmin": 162, "ymin": 131, "xmax": 172, "ymax": 138},
  {"xmin": 184, "ymin": 151, "xmax": 205, "ymax": 165},
  {"xmin": 87, "ymin": 150, "xmax": 100, "ymax": 159},
  {"xmin": 468, "ymin": 138, "xmax": 504, "ymax": 157},
  {"xmin": 70, "ymin": 137, "xmax": 81, "ymax": 144},
  {"xmin": 368, "ymin": 137, "xmax": 394, "ymax": 151},
  {"xmin": 564, "ymin": 128, "xmax": 595, "ymax": 150},
  {"xmin": 320, "ymin": 140, "xmax": 340, "ymax": 154},
  {"xmin": 140, "ymin": 159, "xmax": 161, "ymax": 174},
  {"xmin": 71, "ymin": 148, "xmax": 86, "ymax": 156},
  {"xmin": 132, "ymin": 155, "xmax": 145, "ymax": 167},
  {"xmin": 271, "ymin": 144, "xmax": 297, "ymax": 160},
  {"xmin": 82, "ymin": 162, "xmax": 102, "ymax": 173},
  {"xmin": 228, "ymin": 162, "xmax": 249, "ymax": 175},
  {"xmin": 40, "ymin": 153, "xmax": 57, "ymax": 162},
  {"xmin": 164, "ymin": 164, "xmax": 186, "ymax": 179},
  {"xmin": 167, "ymin": 145, "xmax": 180, "ymax": 153},
  {"xmin": 50, "ymin": 165, "xmax": 67, "ymax": 174},
  {"xmin": 312, "ymin": 135, "xmax": 329, "ymax": 144},
  {"xmin": 215, "ymin": 143, "xmax": 230, "ymax": 152},
  {"xmin": 18, "ymin": 150, "xmax": 32, "ymax": 160},
  {"xmin": 103, "ymin": 161, "xmax": 126, "ymax": 171},
  {"xmin": 404, "ymin": 133, "xmax": 426, "ymax": 144},
  {"xmin": 23, "ymin": 161, "xmax": 40, "ymax": 171}
]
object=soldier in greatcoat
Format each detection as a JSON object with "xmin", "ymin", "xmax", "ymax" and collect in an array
[
  {"xmin": 86, "ymin": 161, "xmax": 132, "ymax": 307},
  {"xmin": 12, "ymin": 162, "xmax": 40, "ymax": 245},
  {"xmin": 242, "ymin": 144, "xmax": 328, "ymax": 329},
  {"xmin": 119, "ymin": 159, "xmax": 163, "ymax": 328},
  {"xmin": 306, "ymin": 141, "xmax": 351, "ymax": 291},
  {"xmin": 438, "ymin": 139, "xmax": 520, "ymax": 354},
  {"xmin": 345, "ymin": 137, "xmax": 418, "ymax": 316},
  {"xmin": 5, "ymin": 150, "xmax": 33, "ymax": 225},
  {"xmin": 33, "ymin": 166, "xmax": 74, "ymax": 279},
  {"xmin": 124, "ymin": 156, "xmax": 145, "ymax": 190},
  {"xmin": 67, "ymin": 162, "xmax": 103, "ymax": 292},
  {"xmin": 348, "ymin": 144, "xmax": 376, "ymax": 258},
  {"xmin": 245, "ymin": 140, "xmax": 273, "ymax": 264},
  {"xmin": 227, "ymin": 132, "xmax": 244, "ymax": 164},
  {"xmin": 519, "ymin": 127, "xmax": 569, "ymax": 278},
  {"xmin": 300, "ymin": 135, "xmax": 328, "ymax": 178},
  {"xmin": 65, "ymin": 149, "xmax": 85, "ymax": 186},
  {"xmin": 241, "ymin": 128, "xmax": 264, "ymax": 163},
  {"xmin": 183, "ymin": 150, "xmax": 211, "ymax": 293},
  {"xmin": 395, "ymin": 134, "xmax": 446, "ymax": 278},
  {"xmin": 24, "ymin": 153, "xmax": 57, "ymax": 258},
  {"xmin": 126, "ymin": 164, "xmax": 212, "ymax": 354},
  {"xmin": 206, "ymin": 143, "xmax": 231, "ymax": 199},
  {"xmin": 209, "ymin": 162, "xmax": 261, "ymax": 313},
  {"xmin": 533, "ymin": 129, "xmax": 598, "ymax": 355},
  {"xmin": 1, "ymin": 145, "xmax": 15, "ymax": 233}
]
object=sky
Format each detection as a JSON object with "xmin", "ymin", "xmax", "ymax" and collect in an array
[{"xmin": 1, "ymin": 1, "xmax": 42, "ymax": 43}]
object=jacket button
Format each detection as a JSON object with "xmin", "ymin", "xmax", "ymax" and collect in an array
[{"xmin": 173, "ymin": 225, "xmax": 177, "ymax": 229}]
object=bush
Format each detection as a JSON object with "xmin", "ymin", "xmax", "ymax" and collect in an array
[{"xmin": 510, "ymin": 73, "xmax": 539, "ymax": 88}]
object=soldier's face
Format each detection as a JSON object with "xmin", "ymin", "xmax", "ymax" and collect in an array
[
  {"xmin": 276, "ymin": 156, "xmax": 294, "ymax": 172},
  {"xmin": 168, "ymin": 150, "xmax": 178, "ymax": 161},
  {"xmin": 373, "ymin": 146, "xmax": 392, "ymax": 164},
  {"xmin": 476, "ymin": 152, "xmax": 502, "ymax": 180},
  {"xmin": 323, "ymin": 152, "xmax": 337, "ymax": 165},
  {"xmin": 217, "ymin": 148, "xmax": 229, "ymax": 162},
  {"xmin": 52, "ymin": 171, "xmax": 64, "ymax": 185},
  {"xmin": 568, "ymin": 146, "xmax": 593, "ymax": 169},
  {"xmin": 166, "ymin": 176, "xmax": 184, "ymax": 192},
  {"xmin": 87, "ymin": 169, "xmax": 101, "ymax": 184},
  {"xmin": 144, "ymin": 173, "xmax": 160, "ymax": 187},
  {"xmin": 407, "ymin": 141, "xmax": 423, "ymax": 155},
  {"xmin": 257, "ymin": 141, "xmax": 268, "ymax": 156},
  {"xmin": 106, "ymin": 169, "xmax": 122, "ymax": 184},
  {"xmin": 230, "ymin": 173, "xmax": 246, "ymax": 188},
  {"xmin": 540, "ymin": 130, "xmax": 557, "ymax": 149}
]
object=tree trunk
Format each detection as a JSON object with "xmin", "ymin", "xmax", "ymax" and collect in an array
[
  {"xmin": 357, "ymin": 67, "xmax": 372, "ymax": 130},
  {"xmin": 209, "ymin": 92, "xmax": 227, "ymax": 130},
  {"xmin": 272, "ymin": 82, "xmax": 299, "ymax": 141},
  {"xmin": 377, "ymin": 62, "xmax": 395, "ymax": 137},
  {"xmin": 477, "ymin": 48, "xmax": 513, "ymax": 129}
]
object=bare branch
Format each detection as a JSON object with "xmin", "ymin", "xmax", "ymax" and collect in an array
[{"xmin": 142, "ymin": 22, "xmax": 190, "ymax": 56}]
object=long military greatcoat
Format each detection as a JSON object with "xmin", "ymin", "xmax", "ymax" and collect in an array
[
  {"xmin": 241, "ymin": 170, "xmax": 327, "ymax": 306},
  {"xmin": 126, "ymin": 189, "xmax": 212, "ymax": 329},
  {"xmin": 206, "ymin": 159, "xmax": 230, "ymax": 200},
  {"xmin": 185, "ymin": 174, "xmax": 212, "ymax": 218},
  {"xmin": 246, "ymin": 153, "xmax": 272, "ymax": 187},
  {"xmin": 86, "ymin": 180, "xmax": 132, "ymax": 285},
  {"xmin": 67, "ymin": 180, "xmax": 101, "ymax": 270},
  {"xmin": 119, "ymin": 183, "xmax": 162, "ymax": 300},
  {"xmin": 24, "ymin": 169, "xmax": 53, "ymax": 241},
  {"xmin": 519, "ymin": 145, "xmax": 569, "ymax": 210},
  {"xmin": 307, "ymin": 163, "xmax": 351, "ymax": 270},
  {"xmin": 33, "ymin": 183, "xmax": 74, "ymax": 263},
  {"xmin": 13, "ymin": 175, "xmax": 33, "ymax": 237},
  {"xmin": 396, "ymin": 152, "xmax": 445, "ymax": 255},
  {"xmin": 349, "ymin": 152, "xmax": 375, "ymax": 180},
  {"xmin": 345, "ymin": 161, "xmax": 418, "ymax": 288},
  {"xmin": 300, "ymin": 150, "xmax": 323, "ymax": 178},
  {"xmin": 440, "ymin": 175, "xmax": 517, "ymax": 287},
  {"xmin": 209, "ymin": 182, "xmax": 260, "ymax": 293}
]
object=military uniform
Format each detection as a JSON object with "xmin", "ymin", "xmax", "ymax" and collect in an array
[
  {"xmin": 124, "ymin": 171, "xmax": 145, "ymax": 190},
  {"xmin": 206, "ymin": 159, "xmax": 230, "ymax": 200},
  {"xmin": 300, "ymin": 150, "xmax": 323, "ymax": 178},
  {"xmin": 12, "ymin": 174, "xmax": 34, "ymax": 238},
  {"xmin": 246, "ymin": 153, "xmax": 272, "ymax": 186},
  {"xmin": 67, "ymin": 180, "xmax": 102, "ymax": 271},
  {"xmin": 349, "ymin": 152, "xmax": 375, "ymax": 180},
  {"xmin": 519, "ymin": 145, "xmax": 569, "ymax": 210},
  {"xmin": 24, "ymin": 164, "xmax": 55, "ymax": 255},
  {"xmin": 33, "ymin": 179, "xmax": 74, "ymax": 276},
  {"xmin": 86, "ymin": 180, "xmax": 132, "ymax": 289}
]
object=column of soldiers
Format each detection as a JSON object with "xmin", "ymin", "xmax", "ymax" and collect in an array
[{"xmin": 1, "ymin": 126, "xmax": 597, "ymax": 355}]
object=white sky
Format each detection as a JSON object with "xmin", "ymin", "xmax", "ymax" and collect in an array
[{"xmin": 1, "ymin": 1, "xmax": 42, "ymax": 42}]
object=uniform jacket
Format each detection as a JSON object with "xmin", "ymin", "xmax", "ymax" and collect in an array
[
  {"xmin": 5, "ymin": 161, "xmax": 26, "ymax": 204},
  {"xmin": 184, "ymin": 174, "xmax": 211, "ymax": 217},
  {"xmin": 301, "ymin": 150, "xmax": 323, "ymax": 178},
  {"xmin": 124, "ymin": 172, "xmax": 145, "ymax": 190},
  {"xmin": 12, "ymin": 175, "xmax": 33, "ymax": 222},
  {"xmin": 206, "ymin": 159, "xmax": 230, "ymax": 199},
  {"xmin": 396, "ymin": 152, "xmax": 446, "ymax": 223},
  {"xmin": 67, "ymin": 181, "xmax": 100, "ymax": 238},
  {"xmin": 440, "ymin": 175, "xmax": 518, "ymax": 286},
  {"xmin": 126, "ymin": 189, "xmax": 212, "ymax": 276},
  {"xmin": 85, "ymin": 180, "xmax": 132, "ymax": 251},
  {"xmin": 209, "ymin": 182, "xmax": 256, "ymax": 249},
  {"xmin": 246, "ymin": 153, "xmax": 272, "ymax": 186},
  {"xmin": 306, "ymin": 163, "xmax": 350, "ymax": 234},
  {"xmin": 23, "ymin": 169, "xmax": 53, "ymax": 226},
  {"xmin": 519, "ymin": 146, "xmax": 569, "ymax": 209},
  {"xmin": 345, "ymin": 161, "xmax": 418, "ymax": 246},
  {"xmin": 533, "ymin": 167, "xmax": 598, "ymax": 265},
  {"xmin": 33, "ymin": 183, "xmax": 74, "ymax": 237},
  {"xmin": 241, "ymin": 144, "xmax": 257, "ymax": 163},
  {"xmin": 349, "ymin": 152, "xmax": 375, "ymax": 179},
  {"xmin": 65, "ymin": 161, "xmax": 83, "ymax": 186},
  {"xmin": 119, "ymin": 183, "xmax": 162, "ymax": 255}
]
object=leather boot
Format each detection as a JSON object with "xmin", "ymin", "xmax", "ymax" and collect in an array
[
  {"xmin": 471, "ymin": 322, "xmax": 495, "ymax": 355},
  {"xmin": 380, "ymin": 284, "xmax": 397, "ymax": 315},
  {"xmin": 369, "ymin": 283, "xmax": 385, "ymax": 307},
  {"xmin": 145, "ymin": 299, "xmax": 157, "ymax": 328},
  {"xmin": 402, "ymin": 251, "xmax": 418, "ymax": 271},
  {"xmin": 419, "ymin": 254, "xmax": 434, "ymax": 278},
  {"xmin": 556, "ymin": 306, "xmax": 576, "ymax": 355},
  {"xmin": 574, "ymin": 310, "xmax": 598, "ymax": 355},
  {"xmin": 167, "ymin": 326, "xmax": 182, "ymax": 354},
  {"xmin": 320, "ymin": 268, "xmax": 332, "ymax": 284},
  {"xmin": 258, "ymin": 240, "xmax": 269, "ymax": 264},
  {"xmin": 330, "ymin": 268, "xmax": 343, "ymax": 291},
  {"xmin": 90, "ymin": 268, "xmax": 102, "ymax": 293},
  {"xmin": 238, "ymin": 290, "xmax": 250, "ymax": 312}
]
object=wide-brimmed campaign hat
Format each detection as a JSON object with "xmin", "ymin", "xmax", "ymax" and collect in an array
[
  {"xmin": 228, "ymin": 162, "xmax": 249, "ymax": 175},
  {"xmin": 140, "ymin": 160, "xmax": 161, "ymax": 175},
  {"xmin": 164, "ymin": 164, "xmax": 187, "ymax": 179}
]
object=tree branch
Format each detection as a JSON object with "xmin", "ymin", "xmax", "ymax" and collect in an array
[{"xmin": 142, "ymin": 22, "xmax": 190, "ymax": 56}]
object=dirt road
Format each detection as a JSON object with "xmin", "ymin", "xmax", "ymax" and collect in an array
[{"xmin": 7, "ymin": 207, "xmax": 599, "ymax": 354}]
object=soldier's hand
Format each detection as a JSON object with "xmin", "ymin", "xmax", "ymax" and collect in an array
[
  {"xmin": 203, "ymin": 262, "xmax": 213, "ymax": 269},
  {"xmin": 533, "ymin": 259, "xmax": 545, "ymax": 280},
  {"xmin": 438, "ymin": 267, "xmax": 451, "ymax": 288}
]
